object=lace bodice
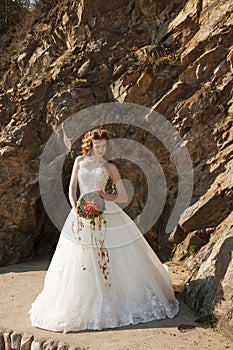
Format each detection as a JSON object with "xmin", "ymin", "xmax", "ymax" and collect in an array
[{"xmin": 78, "ymin": 166, "xmax": 109, "ymax": 196}]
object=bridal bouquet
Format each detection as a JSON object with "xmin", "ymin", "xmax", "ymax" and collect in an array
[
  {"xmin": 76, "ymin": 191, "xmax": 105, "ymax": 218},
  {"xmin": 75, "ymin": 192, "xmax": 111, "ymax": 287},
  {"xmin": 76, "ymin": 192, "xmax": 106, "ymax": 237}
]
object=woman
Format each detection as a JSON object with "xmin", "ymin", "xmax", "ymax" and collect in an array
[{"xmin": 29, "ymin": 128, "xmax": 179, "ymax": 333}]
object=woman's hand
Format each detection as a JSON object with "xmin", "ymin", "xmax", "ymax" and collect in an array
[
  {"xmin": 92, "ymin": 189, "xmax": 106, "ymax": 199},
  {"xmin": 92, "ymin": 189, "xmax": 118, "ymax": 202}
]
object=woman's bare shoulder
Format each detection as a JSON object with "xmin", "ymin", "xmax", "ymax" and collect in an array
[
  {"xmin": 75, "ymin": 155, "xmax": 84, "ymax": 162},
  {"xmin": 73, "ymin": 155, "xmax": 85, "ymax": 167}
]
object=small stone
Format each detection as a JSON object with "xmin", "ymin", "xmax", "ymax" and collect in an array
[
  {"xmin": 20, "ymin": 336, "xmax": 33, "ymax": 350},
  {"xmin": 30, "ymin": 341, "xmax": 42, "ymax": 350},
  {"xmin": 57, "ymin": 346, "xmax": 67, "ymax": 350},
  {"xmin": 42, "ymin": 341, "xmax": 57, "ymax": 350},
  {"xmin": 3, "ymin": 332, "xmax": 12, "ymax": 350},
  {"xmin": 11, "ymin": 333, "xmax": 21, "ymax": 350}
]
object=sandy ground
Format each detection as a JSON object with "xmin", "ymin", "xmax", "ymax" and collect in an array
[{"xmin": 0, "ymin": 257, "xmax": 232, "ymax": 350}]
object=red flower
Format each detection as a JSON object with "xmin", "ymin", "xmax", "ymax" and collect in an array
[
  {"xmin": 84, "ymin": 200, "xmax": 92, "ymax": 211},
  {"xmin": 101, "ymin": 251, "xmax": 105, "ymax": 257}
]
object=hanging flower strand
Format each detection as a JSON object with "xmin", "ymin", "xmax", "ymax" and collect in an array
[
  {"xmin": 95, "ymin": 216, "xmax": 111, "ymax": 287},
  {"xmin": 74, "ymin": 192, "xmax": 111, "ymax": 287}
]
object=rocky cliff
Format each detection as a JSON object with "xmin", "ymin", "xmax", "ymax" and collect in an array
[{"xmin": 0, "ymin": 0, "xmax": 232, "ymax": 337}]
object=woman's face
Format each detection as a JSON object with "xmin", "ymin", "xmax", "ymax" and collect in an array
[{"xmin": 92, "ymin": 139, "xmax": 107, "ymax": 157}]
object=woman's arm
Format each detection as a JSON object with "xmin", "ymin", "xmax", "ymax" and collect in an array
[
  {"xmin": 68, "ymin": 157, "xmax": 81, "ymax": 211},
  {"xmin": 96, "ymin": 163, "xmax": 128, "ymax": 203}
]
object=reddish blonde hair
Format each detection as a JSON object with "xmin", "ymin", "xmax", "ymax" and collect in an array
[{"xmin": 81, "ymin": 128, "xmax": 110, "ymax": 156}]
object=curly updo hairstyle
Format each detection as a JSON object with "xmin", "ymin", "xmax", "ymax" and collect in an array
[{"xmin": 81, "ymin": 128, "xmax": 110, "ymax": 156}]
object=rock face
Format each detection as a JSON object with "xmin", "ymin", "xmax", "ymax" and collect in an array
[{"xmin": 0, "ymin": 0, "xmax": 232, "ymax": 336}]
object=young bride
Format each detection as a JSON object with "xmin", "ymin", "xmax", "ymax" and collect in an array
[{"xmin": 29, "ymin": 128, "xmax": 179, "ymax": 333}]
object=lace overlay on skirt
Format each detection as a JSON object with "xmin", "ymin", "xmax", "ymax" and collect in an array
[{"xmin": 30, "ymin": 284, "xmax": 179, "ymax": 333}]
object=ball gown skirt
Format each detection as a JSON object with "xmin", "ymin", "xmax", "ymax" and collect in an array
[{"xmin": 29, "ymin": 167, "xmax": 179, "ymax": 333}]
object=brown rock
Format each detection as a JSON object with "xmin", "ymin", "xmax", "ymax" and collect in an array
[
  {"xmin": 172, "ymin": 228, "xmax": 214, "ymax": 262},
  {"xmin": 126, "ymin": 72, "xmax": 158, "ymax": 105},
  {"xmin": 195, "ymin": 46, "xmax": 228, "ymax": 82},
  {"xmin": 152, "ymin": 81, "xmax": 190, "ymax": 114}
]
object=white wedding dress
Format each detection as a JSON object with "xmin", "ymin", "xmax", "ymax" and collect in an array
[{"xmin": 29, "ymin": 166, "xmax": 179, "ymax": 333}]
